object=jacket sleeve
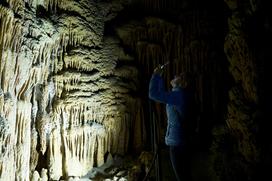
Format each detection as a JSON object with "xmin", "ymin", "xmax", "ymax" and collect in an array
[{"xmin": 149, "ymin": 74, "xmax": 182, "ymax": 105}]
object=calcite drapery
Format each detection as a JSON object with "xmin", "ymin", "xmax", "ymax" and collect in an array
[{"xmin": 1, "ymin": 0, "xmax": 145, "ymax": 180}]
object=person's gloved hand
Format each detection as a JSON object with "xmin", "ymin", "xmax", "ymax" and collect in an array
[{"xmin": 153, "ymin": 64, "xmax": 163, "ymax": 76}]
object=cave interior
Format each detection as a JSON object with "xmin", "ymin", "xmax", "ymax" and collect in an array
[{"xmin": 0, "ymin": 0, "xmax": 271, "ymax": 180}]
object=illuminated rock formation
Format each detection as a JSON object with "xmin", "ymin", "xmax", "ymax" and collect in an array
[{"xmin": 1, "ymin": 0, "xmax": 145, "ymax": 180}]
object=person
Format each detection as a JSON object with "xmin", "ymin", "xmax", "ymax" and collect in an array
[{"xmin": 148, "ymin": 64, "xmax": 194, "ymax": 181}]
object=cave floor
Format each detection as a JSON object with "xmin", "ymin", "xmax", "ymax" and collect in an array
[
  {"xmin": 159, "ymin": 148, "xmax": 211, "ymax": 181},
  {"xmin": 72, "ymin": 148, "xmax": 210, "ymax": 181}
]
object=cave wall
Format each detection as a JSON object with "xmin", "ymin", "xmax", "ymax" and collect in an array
[
  {"xmin": 210, "ymin": 0, "xmax": 270, "ymax": 180},
  {"xmin": 112, "ymin": 0, "xmax": 269, "ymax": 180},
  {"xmin": 114, "ymin": 0, "xmax": 227, "ymax": 152},
  {"xmin": 1, "ymin": 0, "xmax": 270, "ymax": 180},
  {"xmin": 0, "ymin": 0, "xmax": 146, "ymax": 180}
]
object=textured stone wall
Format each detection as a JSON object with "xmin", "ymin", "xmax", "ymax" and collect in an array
[
  {"xmin": 209, "ymin": 0, "xmax": 264, "ymax": 180},
  {"xmin": 1, "ymin": 0, "xmax": 269, "ymax": 180},
  {"xmin": 115, "ymin": 2, "xmax": 226, "ymax": 149},
  {"xmin": 0, "ymin": 0, "xmax": 146, "ymax": 180}
]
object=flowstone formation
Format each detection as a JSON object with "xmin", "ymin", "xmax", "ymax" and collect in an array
[
  {"xmin": 209, "ymin": 0, "xmax": 262, "ymax": 180},
  {"xmin": 0, "ymin": 0, "xmax": 145, "ymax": 180}
]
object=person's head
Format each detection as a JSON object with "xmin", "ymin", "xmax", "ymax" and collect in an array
[{"xmin": 170, "ymin": 72, "xmax": 191, "ymax": 88}]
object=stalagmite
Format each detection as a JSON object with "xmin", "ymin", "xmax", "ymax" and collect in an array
[{"xmin": 31, "ymin": 170, "xmax": 40, "ymax": 181}]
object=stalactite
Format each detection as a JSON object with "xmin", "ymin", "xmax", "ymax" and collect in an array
[
  {"xmin": 1, "ymin": 0, "xmax": 144, "ymax": 180},
  {"xmin": 25, "ymin": 0, "xmax": 60, "ymax": 13},
  {"xmin": 48, "ymin": 128, "xmax": 62, "ymax": 180},
  {"xmin": 14, "ymin": 101, "xmax": 32, "ymax": 181},
  {"xmin": 6, "ymin": 0, "xmax": 24, "ymax": 14},
  {"xmin": 0, "ymin": 11, "xmax": 22, "ymax": 52},
  {"xmin": 0, "ymin": 7, "xmax": 22, "ymax": 93},
  {"xmin": 49, "ymin": 99, "xmax": 134, "ymax": 176},
  {"xmin": 0, "ymin": 92, "xmax": 16, "ymax": 180},
  {"xmin": 49, "ymin": 124, "xmax": 108, "ymax": 177},
  {"xmin": 131, "ymin": 99, "xmax": 146, "ymax": 153},
  {"xmin": 142, "ymin": 0, "xmax": 176, "ymax": 12},
  {"xmin": 147, "ymin": 44, "xmax": 164, "ymax": 68},
  {"xmin": 30, "ymin": 128, "xmax": 39, "ymax": 172},
  {"xmin": 47, "ymin": 0, "xmax": 59, "ymax": 13}
]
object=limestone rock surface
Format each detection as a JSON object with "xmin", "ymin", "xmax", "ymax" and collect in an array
[{"xmin": 1, "ymin": 0, "xmax": 145, "ymax": 180}]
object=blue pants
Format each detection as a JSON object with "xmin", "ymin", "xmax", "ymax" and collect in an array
[{"xmin": 169, "ymin": 146, "xmax": 192, "ymax": 181}]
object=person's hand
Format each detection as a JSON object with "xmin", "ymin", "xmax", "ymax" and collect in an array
[{"xmin": 153, "ymin": 65, "xmax": 163, "ymax": 76}]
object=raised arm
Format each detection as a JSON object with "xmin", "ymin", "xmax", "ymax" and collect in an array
[{"xmin": 149, "ymin": 73, "xmax": 182, "ymax": 105}]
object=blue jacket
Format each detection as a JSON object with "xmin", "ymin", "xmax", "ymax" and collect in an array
[{"xmin": 149, "ymin": 74, "xmax": 189, "ymax": 146}]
